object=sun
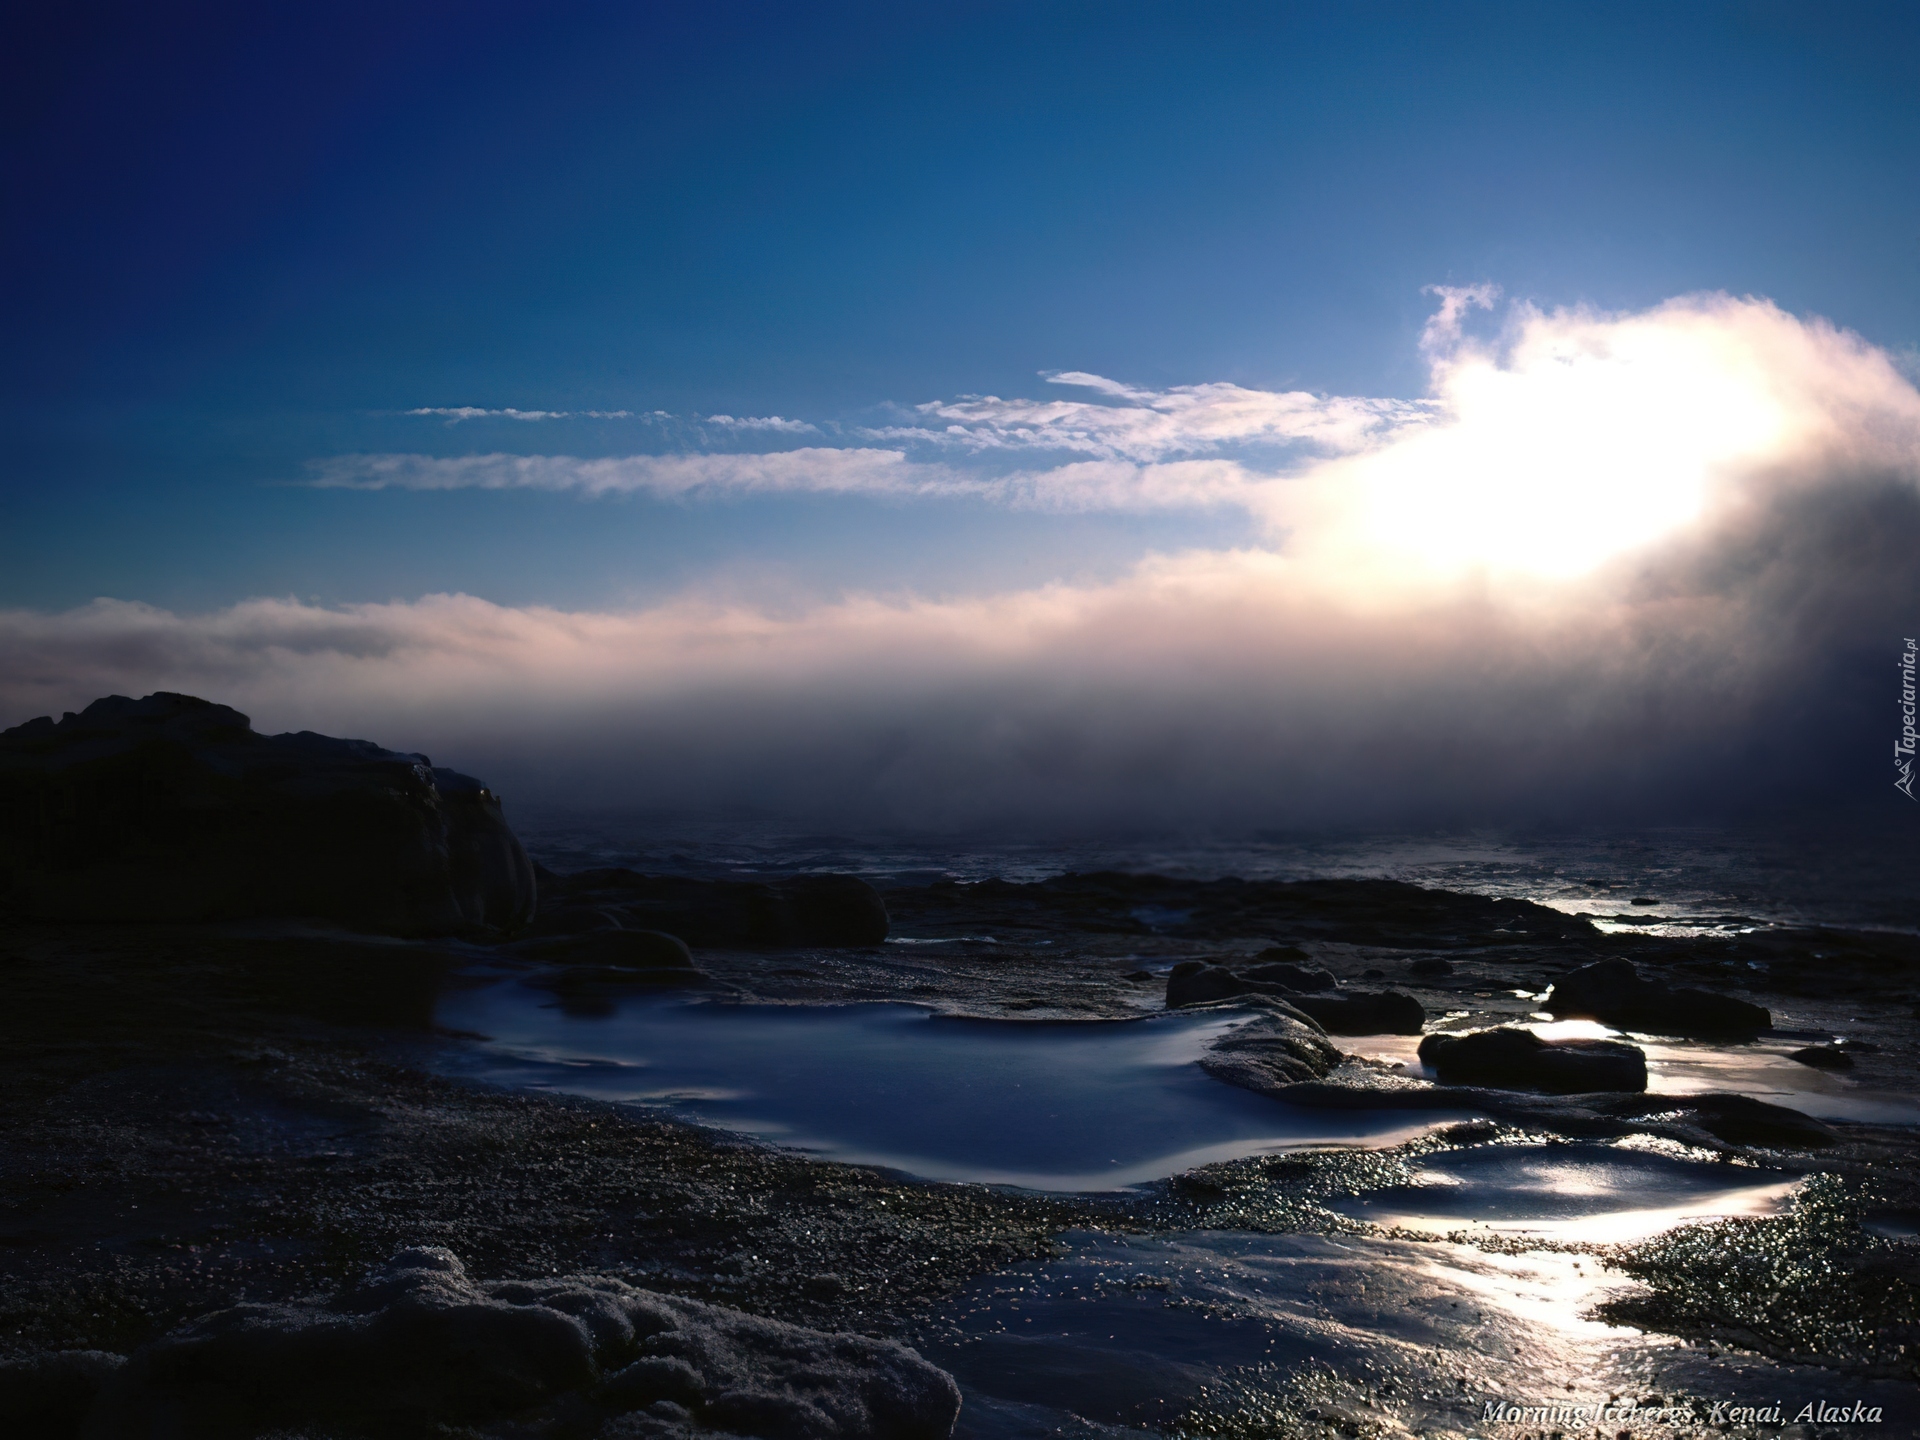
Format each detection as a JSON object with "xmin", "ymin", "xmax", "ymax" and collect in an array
[{"xmin": 1295, "ymin": 303, "xmax": 1796, "ymax": 584}]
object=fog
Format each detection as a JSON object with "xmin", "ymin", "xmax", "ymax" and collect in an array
[{"xmin": 6, "ymin": 294, "xmax": 1917, "ymax": 830}]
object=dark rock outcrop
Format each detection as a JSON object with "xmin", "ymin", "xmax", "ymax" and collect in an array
[
  {"xmin": 0, "ymin": 693, "xmax": 535, "ymax": 935},
  {"xmin": 1417, "ymin": 1026, "xmax": 1648, "ymax": 1093},
  {"xmin": 76, "ymin": 1246, "xmax": 961, "ymax": 1439},
  {"xmin": 1544, "ymin": 958, "xmax": 1770, "ymax": 1035},
  {"xmin": 539, "ymin": 869, "xmax": 890, "ymax": 948},
  {"xmin": 1287, "ymin": 990, "xmax": 1426, "ymax": 1035},
  {"xmin": 1197, "ymin": 999, "xmax": 1342, "ymax": 1096}
]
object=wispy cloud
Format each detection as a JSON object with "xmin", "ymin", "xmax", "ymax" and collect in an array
[
  {"xmin": 305, "ymin": 447, "xmax": 1270, "ymax": 513},
  {"xmin": 307, "ymin": 448, "xmax": 928, "ymax": 497},
  {"xmin": 702, "ymin": 414, "xmax": 818, "ymax": 434},
  {"xmin": 405, "ymin": 406, "xmax": 639, "ymax": 423},
  {"xmin": 862, "ymin": 375, "xmax": 1430, "ymax": 460}
]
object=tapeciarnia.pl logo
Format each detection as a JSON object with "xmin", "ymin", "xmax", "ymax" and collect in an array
[{"xmin": 1899, "ymin": 637, "xmax": 1917, "ymax": 801}]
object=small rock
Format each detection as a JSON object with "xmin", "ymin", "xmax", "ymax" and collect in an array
[
  {"xmin": 1789, "ymin": 1045, "xmax": 1854, "ymax": 1070},
  {"xmin": 1199, "ymin": 1005, "xmax": 1342, "ymax": 1096},
  {"xmin": 1676, "ymin": 1094, "xmax": 1835, "ymax": 1148},
  {"xmin": 1289, "ymin": 990, "xmax": 1426, "ymax": 1035},
  {"xmin": 1255, "ymin": 943, "xmax": 1312, "ymax": 962},
  {"xmin": 1408, "ymin": 957, "xmax": 1453, "ymax": 978},
  {"xmin": 1545, "ymin": 957, "xmax": 1769, "ymax": 1035},
  {"xmin": 1418, "ymin": 1027, "xmax": 1647, "ymax": 1093}
]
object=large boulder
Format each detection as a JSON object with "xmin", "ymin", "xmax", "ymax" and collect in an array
[
  {"xmin": 1417, "ymin": 1026, "xmax": 1647, "ymax": 1093},
  {"xmin": 0, "ymin": 693, "xmax": 535, "ymax": 935},
  {"xmin": 73, "ymin": 1246, "xmax": 961, "ymax": 1439},
  {"xmin": 1544, "ymin": 958, "xmax": 1770, "ymax": 1035}
]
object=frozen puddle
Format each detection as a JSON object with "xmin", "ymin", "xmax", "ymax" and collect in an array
[{"xmin": 432, "ymin": 987, "xmax": 1463, "ymax": 1190}]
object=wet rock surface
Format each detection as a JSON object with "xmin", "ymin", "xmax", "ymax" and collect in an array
[
  {"xmin": 1165, "ymin": 962, "xmax": 1423, "ymax": 1033},
  {"xmin": 1191, "ymin": 998, "xmax": 1343, "ymax": 1096},
  {"xmin": 1287, "ymin": 989, "xmax": 1426, "ymax": 1035},
  {"xmin": 0, "ymin": 693, "xmax": 534, "ymax": 935},
  {"xmin": 1418, "ymin": 1025, "xmax": 1649, "ymax": 1093},
  {"xmin": 3, "ymin": 861, "xmax": 1918, "ymax": 1435},
  {"xmin": 1546, "ymin": 956, "xmax": 1772, "ymax": 1035}
]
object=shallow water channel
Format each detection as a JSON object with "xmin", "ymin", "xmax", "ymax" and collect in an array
[
  {"xmin": 434, "ymin": 985, "xmax": 1456, "ymax": 1189},
  {"xmin": 434, "ymin": 980, "xmax": 1920, "ymax": 1433}
]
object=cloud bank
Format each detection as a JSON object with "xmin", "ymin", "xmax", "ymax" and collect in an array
[{"xmin": 10, "ymin": 293, "xmax": 1919, "ymax": 829}]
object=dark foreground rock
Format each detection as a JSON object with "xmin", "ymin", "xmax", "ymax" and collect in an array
[
  {"xmin": 1417, "ymin": 1026, "xmax": 1648, "ymax": 1093},
  {"xmin": 1545, "ymin": 957, "xmax": 1770, "ymax": 1035},
  {"xmin": 1194, "ymin": 998, "xmax": 1343, "ymax": 1096},
  {"xmin": 0, "ymin": 693, "xmax": 535, "ymax": 935},
  {"xmin": 35, "ymin": 1245, "xmax": 960, "ymax": 1440},
  {"xmin": 539, "ymin": 869, "xmax": 891, "ymax": 948}
]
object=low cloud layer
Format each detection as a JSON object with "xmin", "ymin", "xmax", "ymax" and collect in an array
[{"xmin": 11, "ymin": 293, "xmax": 1919, "ymax": 830}]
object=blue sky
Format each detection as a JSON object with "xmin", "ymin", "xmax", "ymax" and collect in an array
[
  {"xmin": 6, "ymin": 1, "xmax": 1919, "ymax": 614},
  {"xmin": 7, "ymin": 4, "xmax": 1920, "ymax": 827}
]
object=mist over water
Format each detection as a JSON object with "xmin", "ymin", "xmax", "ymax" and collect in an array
[
  {"xmin": 4, "ymin": 296, "xmax": 1918, "ymax": 837},
  {"xmin": 514, "ymin": 810, "xmax": 1920, "ymax": 936}
]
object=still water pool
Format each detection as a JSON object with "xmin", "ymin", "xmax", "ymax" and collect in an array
[{"xmin": 433, "ymin": 984, "xmax": 1460, "ymax": 1190}]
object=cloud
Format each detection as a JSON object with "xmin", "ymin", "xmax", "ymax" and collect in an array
[
  {"xmin": 305, "ymin": 447, "xmax": 1273, "ymax": 514},
  {"xmin": 307, "ymin": 447, "xmax": 927, "ymax": 498},
  {"xmin": 405, "ymin": 407, "xmax": 637, "ymax": 423},
  {"xmin": 702, "ymin": 415, "xmax": 818, "ymax": 434},
  {"xmin": 12, "ymin": 293, "xmax": 1920, "ymax": 830},
  {"xmin": 861, "ymin": 375, "xmax": 1428, "ymax": 461}
]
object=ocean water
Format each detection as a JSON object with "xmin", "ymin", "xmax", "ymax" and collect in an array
[{"xmin": 510, "ymin": 808, "xmax": 1920, "ymax": 937}]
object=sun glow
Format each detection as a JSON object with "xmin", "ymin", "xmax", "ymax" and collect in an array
[{"xmin": 1283, "ymin": 298, "xmax": 1848, "ymax": 585}]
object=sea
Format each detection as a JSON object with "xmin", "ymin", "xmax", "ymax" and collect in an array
[{"xmin": 511, "ymin": 806, "xmax": 1920, "ymax": 938}]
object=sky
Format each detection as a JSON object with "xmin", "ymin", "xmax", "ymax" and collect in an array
[{"xmin": 5, "ymin": 2, "xmax": 1920, "ymax": 829}]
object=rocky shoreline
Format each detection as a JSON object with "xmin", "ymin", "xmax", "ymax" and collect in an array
[
  {"xmin": 3, "ymin": 698, "xmax": 1918, "ymax": 1437},
  {"xmin": 5, "ymin": 868, "xmax": 1919, "ymax": 1436}
]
